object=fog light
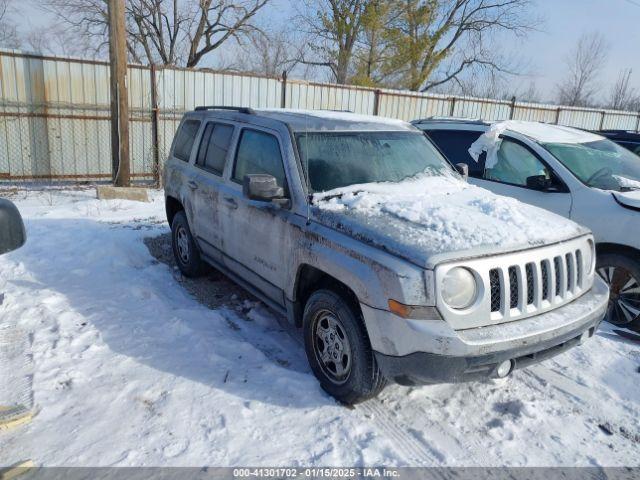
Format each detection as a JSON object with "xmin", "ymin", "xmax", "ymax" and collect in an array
[
  {"xmin": 496, "ymin": 360, "xmax": 514, "ymax": 378},
  {"xmin": 579, "ymin": 330, "xmax": 591, "ymax": 345}
]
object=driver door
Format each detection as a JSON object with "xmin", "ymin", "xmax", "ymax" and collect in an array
[
  {"xmin": 472, "ymin": 137, "xmax": 573, "ymax": 217},
  {"xmin": 219, "ymin": 127, "xmax": 291, "ymax": 306}
]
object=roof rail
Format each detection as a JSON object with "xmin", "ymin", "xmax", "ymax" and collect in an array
[
  {"xmin": 194, "ymin": 106, "xmax": 256, "ymax": 114},
  {"xmin": 411, "ymin": 116, "xmax": 486, "ymax": 124}
]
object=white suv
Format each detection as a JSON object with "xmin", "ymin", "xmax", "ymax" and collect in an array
[{"xmin": 414, "ymin": 119, "xmax": 640, "ymax": 332}]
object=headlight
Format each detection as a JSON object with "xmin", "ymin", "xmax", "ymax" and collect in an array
[
  {"xmin": 441, "ymin": 267, "xmax": 477, "ymax": 309},
  {"xmin": 584, "ymin": 240, "xmax": 595, "ymax": 275}
]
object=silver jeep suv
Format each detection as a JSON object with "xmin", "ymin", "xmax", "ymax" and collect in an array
[{"xmin": 164, "ymin": 106, "xmax": 609, "ymax": 404}]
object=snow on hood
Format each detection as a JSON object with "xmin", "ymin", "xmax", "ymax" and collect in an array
[
  {"xmin": 468, "ymin": 120, "xmax": 604, "ymax": 169},
  {"xmin": 313, "ymin": 175, "xmax": 587, "ymax": 266}
]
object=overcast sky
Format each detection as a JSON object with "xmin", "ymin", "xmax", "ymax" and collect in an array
[
  {"xmin": 10, "ymin": 0, "xmax": 640, "ymax": 102},
  {"xmin": 509, "ymin": 0, "xmax": 640, "ymax": 101}
]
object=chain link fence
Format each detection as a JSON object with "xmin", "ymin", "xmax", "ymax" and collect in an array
[
  {"xmin": 0, "ymin": 318, "xmax": 33, "ymax": 428},
  {"xmin": 1, "ymin": 49, "xmax": 640, "ymax": 187}
]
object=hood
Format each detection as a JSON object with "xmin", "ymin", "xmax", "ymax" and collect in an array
[
  {"xmin": 313, "ymin": 175, "xmax": 589, "ymax": 268},
  {"xmin": 613, "ymin": 189, "xmax": 640, "ymax": 210}
]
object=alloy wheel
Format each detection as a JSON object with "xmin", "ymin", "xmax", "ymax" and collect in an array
[{"xmin": 597, "ymin": 265, "xmax": 640, "ymax": 326}]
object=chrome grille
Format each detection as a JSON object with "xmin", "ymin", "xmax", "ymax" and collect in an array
[{"xmin": 489, "ymin": 249, "xmax": 585, "ymax": 320}]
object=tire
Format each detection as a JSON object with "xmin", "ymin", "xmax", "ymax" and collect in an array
[
  {"xmin": 171, "ymin": 210, "xmax": 206, "ymax": 278},
  {"xmin": 597, "ymin": 252, "xmax": 640, "ymax": 333},
  {"xmin": 303, "ymin": 289, "xmax": 387, "ymax": 404}
]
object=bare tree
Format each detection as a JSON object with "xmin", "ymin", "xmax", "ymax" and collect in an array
[
  {"xmin": 380, "ymin": 0, "xmax": 536, "ymax": 92},
  {"xmin": 0, "ymin": 0, "xmax": 21, "ymax": 48},
  {"xmin": 298, "ymin": 0, "xmax": 368, "ymax": 84},
  {"xmin": 237, "ymin": 29, "xmax": 303, "ymax": 76},
  {"xmin": 39, "ymin": 0, "xmax": 270, "ymax": 67},
  {"xmin": 557, "ymin": 32, "xmax": 609, "ymax": 107},
  {"xmin": 25, "ymin": 23, "xmax": 98, "ymax": 58},
  {"xmin": 609, "ymin": 68, "xmax": 640, "ymax": 111}
]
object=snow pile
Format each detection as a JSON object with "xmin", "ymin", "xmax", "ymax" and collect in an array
[
  {"xmin": 468, "ymin": 121, "xmax": 604, "ymax": 168},
  {"xmin": 613, "ymin": 174, "xmax": 640, "ymax": 190},
  {"xmin": 0, "ymin": 188, "xmax": 638, "ymax": 467},
  {"xmin": 315, "ymin": 175, "xmax": 585, "ymax": 254}
]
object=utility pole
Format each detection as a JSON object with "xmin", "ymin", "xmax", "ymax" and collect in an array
[{"xmin": 108, "ymin": 0, "xmax": 130, "ymax": 187}]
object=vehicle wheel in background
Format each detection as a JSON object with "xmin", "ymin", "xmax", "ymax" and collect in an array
[
  {"xmin": 171, "ymin": 210, "xmax": 205, "ymax": 278},
  {"xmin": 303, "ymin": 289, "xmax": 387, "ymax": 404},
  {"xmin": 597, "ymin": 253, "xmax": 640, "ymax": 333}
]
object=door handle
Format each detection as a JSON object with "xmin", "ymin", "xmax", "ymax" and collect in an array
[
  {"xmin": 187, "ymin": 180, "xmax": 198, "ymax": 190},
  {"xmin": 223, "ymin": 196, "xmax": 238, "ymax": 209}
]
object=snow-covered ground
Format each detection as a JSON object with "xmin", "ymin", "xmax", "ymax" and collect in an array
[{"xmin": 0, "ymin": 188, "xmax": 638, "ymax": 467}]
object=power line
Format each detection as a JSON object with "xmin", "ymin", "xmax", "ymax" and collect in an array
[{"xmin": 624, "ymin": 0, "xmax": 640, "ymax": 8}]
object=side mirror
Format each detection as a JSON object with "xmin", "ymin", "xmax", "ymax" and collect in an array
[
  {"xmin": 0, "ymin": 198, "xmax": 26, "ymax": 255},
  {"xmin": 455, "ymin": 163, "xmax": 469, "ymax": 180},
  {"xmin": 526, "ymin": 174, "xmax": 553, "ymax": 191},
  {"xmin": 243, "ymin": 174, "xmax": 289, "ymax": 207}
]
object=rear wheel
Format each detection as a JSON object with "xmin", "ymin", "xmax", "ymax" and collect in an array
[
  {"xmin": 171, "ymin": 210, "xmax": 205, "ymax": 277},
  {"xmin": 303, "ymin": 289, "xmax": 386, "ymax": 404},
  {"xmin": 597, "ymin": 253, "xmax": 640, "ymax": 332}
]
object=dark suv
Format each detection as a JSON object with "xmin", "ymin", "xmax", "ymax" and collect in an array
[{"xmin": 597, "ymin": 130, "xmax": 640, "ymax": 156}]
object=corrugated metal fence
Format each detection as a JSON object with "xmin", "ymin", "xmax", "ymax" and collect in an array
[{"xmin": 2, "ymin": 49, "xmax": 640, "ymax": 184}]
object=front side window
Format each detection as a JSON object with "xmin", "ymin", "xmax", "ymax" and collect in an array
[
  {"xmin": 233, "ymin": 129, "xmax": 287, "ymax": 188},
  {"xmin": 196, "ymin": 123, "xmax": 234, "ymax": 175},
  {"xmin": 544, "ymin": 139, "xmax": 640, "ymax": 191},
  {"xmin": 296, "ymin": 131, "xmax": 455, "ymax": 192},
  {"xmin": 173, "ymin": 119, "xmax": 201, "ymax": 162},
  {"xmin": 484, "ymin": 139, "xmax": 550, "ymax": 187}
]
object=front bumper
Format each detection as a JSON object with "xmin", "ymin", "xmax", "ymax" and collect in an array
[{"xmin": 362, "ymin": 276, "xmax": 609, "ymax": 385}]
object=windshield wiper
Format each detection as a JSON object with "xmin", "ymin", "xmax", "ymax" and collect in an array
[{"xmin": 312, "ymin": 189, "xmax": 364, "ymax": 204}]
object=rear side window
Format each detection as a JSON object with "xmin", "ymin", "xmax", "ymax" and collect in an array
[
  {"xmin": 173, "ymin": 119, "xmax": 201, "ymax": 161},
  {"xmin": 195, "ymin": 123, "xmax": 234, "ymax": 175},
  {"xmin": 233, "ymin": 129, "xmax": 287, "ymax": 188},
  {"xmin": 426, "ymin": 130, "xmax": 485, "ymax": 177}
]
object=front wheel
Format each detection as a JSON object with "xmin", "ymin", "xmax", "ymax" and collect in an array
[
  {"xmin": 597, "ymin": 253, "xmax": 640, "ymax": 332},
  {"xmin": 303, "ymin": 289, "xmax": 386, "ymax": 404}
]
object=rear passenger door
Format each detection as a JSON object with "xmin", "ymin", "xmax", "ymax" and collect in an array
[
  {"xmin": 220, "ymin": 127, "xmax": 290, "ymax": 306},
  {"xmin": 190, "ymin": 121, "xmax": 235, "ymax": 261}
]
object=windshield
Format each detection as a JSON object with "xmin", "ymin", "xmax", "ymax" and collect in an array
[
  {"xmin": 543, "ymin": 139, "xmax": 640, "ymax": 191},
  {"xmin": 296, "ymin": 131, "xmax": 455, "ymax": 192}
]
